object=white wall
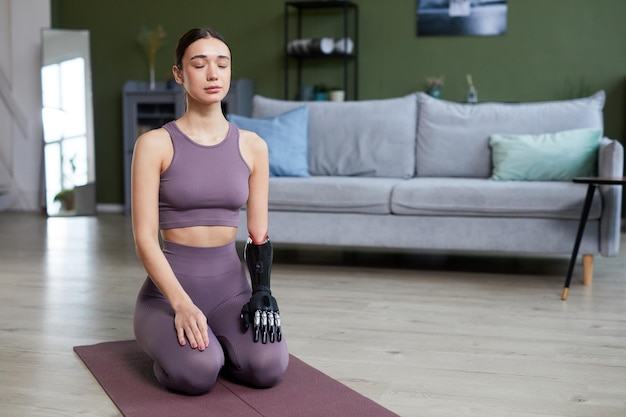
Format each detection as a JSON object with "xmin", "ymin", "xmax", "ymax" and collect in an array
[{"xmin": 0, "ymin": 0, "xmax": 50, "ymax": 211}]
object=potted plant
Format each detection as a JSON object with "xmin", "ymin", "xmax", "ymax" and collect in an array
[
  {"xmin": 54, "ymin": 188, "xmax": 75, "ymax": 211},
  {"xmin": 425, "ymin": 75, "xmax": 444, "ymax": 98},
  {"xmin": 313, "ymin": 84, "xmax": 329, "ymax": 101},
  {"xmin": 138, "ymin": 25, "xmax": 167, "ymax": 90}
]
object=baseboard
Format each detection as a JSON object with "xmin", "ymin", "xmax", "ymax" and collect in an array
[{"xmin": 96, "ymin": 203, "xmax": 125, "ymax": 214}]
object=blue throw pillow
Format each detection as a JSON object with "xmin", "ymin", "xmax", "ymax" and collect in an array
[
  {"xmin": 489, "ymin": 128, "xmax": 601, "ymax": 181},
  {"xmin": 228, "ymin": 106, "xmax": 309, "ymax": 177}
]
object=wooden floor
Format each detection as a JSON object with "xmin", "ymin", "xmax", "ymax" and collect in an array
[{"xmin": 1, "ymin": 212, "xmax": 625, "ymax": 417}]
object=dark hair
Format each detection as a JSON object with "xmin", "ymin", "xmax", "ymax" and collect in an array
[{"xmin": 175, "ymin": 27, "xmax": 230, "ymax": 69}]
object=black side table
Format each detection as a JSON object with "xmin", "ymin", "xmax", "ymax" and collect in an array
[{"xmin": 562, "ymin": 176, "xmax": 626, "ymax": 300}]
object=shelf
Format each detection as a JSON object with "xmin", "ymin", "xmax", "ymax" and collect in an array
[
  {"xmin": 287, "ymin": 52, "xmax": 355, "ymax": 59},
  {"xmin": 285, "ymin": 1, "xmax": 357, "ymax": 10},
  {"xmin": 136, "ymin": 113, "xmax": 176, "ymax": 118},
  {"xmin": 284, "ymin": 1, "xmax": 358, "ymax": 100}
]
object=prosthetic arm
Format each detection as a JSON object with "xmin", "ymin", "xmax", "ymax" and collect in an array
[{"xmin": 240, "ymin": 236, "xmax": 282, "ymax": 344}]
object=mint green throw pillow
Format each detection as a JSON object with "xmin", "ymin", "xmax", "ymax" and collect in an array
[{"xmin": 489, "ymin": 128, "xmax": 601, "ymax": 181}]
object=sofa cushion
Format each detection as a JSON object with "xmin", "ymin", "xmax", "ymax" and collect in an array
[
  {"xmin": 416, "ymin": 91, "xmax": 606, "ymax": 178},
  {"xmin": 391, "ymin": 178, "xmax": 602, "ymax": 219},
  {"xmin": 228, "ymin": 106, "xmax": 310, "ymax": 177},
  {"xmin": 490, "ymin": 128, "xmax": 601, "ymax": 181},
  {"xmin": 252, "ymin": 94, "xmax": 417, "ymax": 178},
  {"xmin": 269, "ymin": 176, "xmax": 401, "ymax": 214}
]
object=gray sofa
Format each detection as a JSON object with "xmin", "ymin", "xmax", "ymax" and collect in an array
[{"xmin": 235, "ymin": 91, "xmax": 623, "ymax": 281}]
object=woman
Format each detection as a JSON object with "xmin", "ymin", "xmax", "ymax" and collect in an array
[{"xmin": 132, "ymin": 27, "xmax": 288, "ymax": 395}]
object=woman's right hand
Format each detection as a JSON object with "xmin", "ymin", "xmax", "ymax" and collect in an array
[{"xmin": 174, "ymin": 302, "xmax": 210, "ymax": 351}]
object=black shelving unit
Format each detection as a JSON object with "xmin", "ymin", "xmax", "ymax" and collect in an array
[{"xmin": 284, "ymin": 1, "xmax": 358, "ymax": 100}]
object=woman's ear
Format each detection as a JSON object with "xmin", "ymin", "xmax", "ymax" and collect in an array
[{"xmin": 172, "ymin": 65, "xmax": 183, "ymax": 84}]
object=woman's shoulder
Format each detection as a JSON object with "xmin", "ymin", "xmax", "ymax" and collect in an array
[
  {"xmin": 236, "ymin": 126, "xmax": 267, "ymax": 153},
  {"xmin": 136, "ymin": 126, "xmax": 171, "ymax": 146},
  {"xmin": 235, "ymin": 125, "xmax": 268, "ymax": 172},
  {"xmin": 134, "ymin": 126, "xmax": 173, "ymax": 156}
]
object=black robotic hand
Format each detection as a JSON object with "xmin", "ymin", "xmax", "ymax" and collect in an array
[
  {"xmin": 240, "ymin": 290, "xmax": 281, "ymax": 344},
  {"xmin": 240, "ymin": 236, "xmax": 282, "ymax": 344}
]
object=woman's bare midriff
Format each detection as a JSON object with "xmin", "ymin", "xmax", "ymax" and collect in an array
[{"xmin": 161, "ymin": 226, "xmax": 238, "ymax": 247}]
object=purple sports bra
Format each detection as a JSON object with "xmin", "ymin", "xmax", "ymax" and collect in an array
[{"xmin": 158, "ymin": 121, "xmax": 250, "ymax": 229}]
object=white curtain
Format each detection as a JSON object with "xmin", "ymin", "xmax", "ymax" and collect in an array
[{"xmin": 0, "ymin": 0, "xmax": 50, "ymax": 211}]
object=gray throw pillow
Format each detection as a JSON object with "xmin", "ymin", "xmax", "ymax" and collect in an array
[
  {"xmin": 253, "ymin": 94, "xmax": 418, "ymax": 178},
  {"xmin": 415, "ymin": 91, "xmax": 605, "ymax": 178}
]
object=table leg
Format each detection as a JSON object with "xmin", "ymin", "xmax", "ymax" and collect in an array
[{"xmin": 562, "ymin": 184, "xmax": 597, "ymax": 300}]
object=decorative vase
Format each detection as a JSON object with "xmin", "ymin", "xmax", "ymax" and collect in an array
[{"xmin": 149, "ymin": 66, "xmax": 156, "ymax": 90}]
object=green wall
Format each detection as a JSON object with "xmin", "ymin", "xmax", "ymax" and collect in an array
[{"xmin": 52, "ymin": 0, "xmax": 626, "ymax": 206}]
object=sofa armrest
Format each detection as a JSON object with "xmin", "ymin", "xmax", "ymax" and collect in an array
[{"xmin": 598, "ymin": 137, "xmax": 624, "ymax": 256}]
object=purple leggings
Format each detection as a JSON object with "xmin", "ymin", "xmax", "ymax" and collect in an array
[{"xmin": 134, "ymin": 240, "xmax": 289, "ymax": 395}]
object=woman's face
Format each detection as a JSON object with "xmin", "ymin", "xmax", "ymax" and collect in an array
[{"xmin": 174, "ymin": 37, "xmax": 231, "ymax": 105}]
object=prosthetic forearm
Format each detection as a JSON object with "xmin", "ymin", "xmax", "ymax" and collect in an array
[{"xmin": 240, "ymin": 236, "xmax": 282, "ymax": 343}]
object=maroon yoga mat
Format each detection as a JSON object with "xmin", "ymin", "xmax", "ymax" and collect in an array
[{"xmin": 74, "ymin": 340, "xmax": 400, "ymax": 417}]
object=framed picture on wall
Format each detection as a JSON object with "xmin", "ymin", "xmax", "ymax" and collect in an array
[{"xmin": 416, "ymin": 0, "xmax": 508, "ymax": 37}]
